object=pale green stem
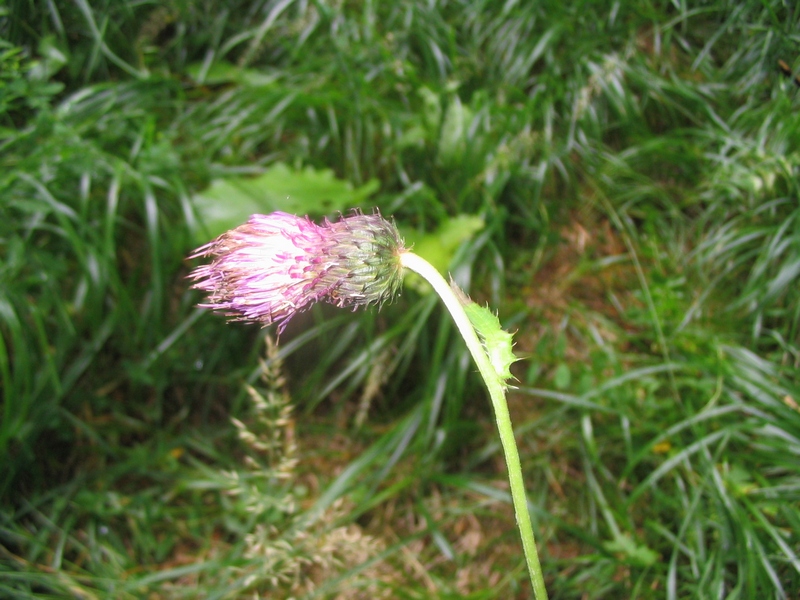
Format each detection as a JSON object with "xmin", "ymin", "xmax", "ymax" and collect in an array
[{"xmin": 399, "ymin": 251, "xmax": 548, "ymax": 600}]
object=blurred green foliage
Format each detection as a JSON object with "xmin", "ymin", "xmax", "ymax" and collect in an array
[{"xmin": 1, "ymin": 0, "xmax": 799, "ymax": 598}]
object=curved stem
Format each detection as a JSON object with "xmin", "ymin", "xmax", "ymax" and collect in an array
[{"xmin": 399, "ymin": 251, "xmax": 548, "ymax": 600}]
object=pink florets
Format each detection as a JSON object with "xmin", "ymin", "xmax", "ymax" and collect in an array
[{"xmin": 189, "ymin": 210, "xmax": 405, "ymax": 331}]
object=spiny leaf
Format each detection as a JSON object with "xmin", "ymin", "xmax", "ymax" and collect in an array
[{"xmin": 453, "ymin": 284, "xmax": 518, "ymax": 388}]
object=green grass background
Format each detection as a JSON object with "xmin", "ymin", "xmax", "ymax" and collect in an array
[{"xmin": 1, "ymin": 1, "xmax": 799, "ymax": 598}]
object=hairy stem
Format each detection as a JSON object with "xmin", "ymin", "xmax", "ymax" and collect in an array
[{"xmin": 399, "ymin": 251, "xmax": 548, "ymax": 599}]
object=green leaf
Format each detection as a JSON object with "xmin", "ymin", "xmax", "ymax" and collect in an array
[
  {"xmin": 191, "ymin": 162, "xmax": 380, "ymax": 240},
  {"xmin": 184, "ymin": 60, "xmax": 277, "ymax": 87},
  {"xmin": 553, "ymin": 363, "xmax": 571, "ymax": 390},
  {"xmin": 402, "ymin": 214, "xmax": 484, "ymax": 274},
  {"xmin": 402, "ymin": 214, "xmax": 484, "ymax": 296},
  {"xmin": 459, "ymin": 295, "xmax": 518, "ymax": 388},
  {"xmin": 603, "ymin": 534, "xmax": 659, "ymax": 567}
]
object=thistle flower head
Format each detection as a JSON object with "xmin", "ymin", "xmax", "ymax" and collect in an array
[{"xmin": 189, "ymin": 210, "xmax": 405, "ymax": 331}]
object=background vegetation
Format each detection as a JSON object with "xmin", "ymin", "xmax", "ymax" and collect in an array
[{"xmin": 1, "ymin": 0, "xmax": 799, "ymax": 598}]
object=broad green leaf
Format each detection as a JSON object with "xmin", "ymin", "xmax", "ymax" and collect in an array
[
  {"xmin": 603, "ymin": 534, "xmax": 659, "ymax": 567},
  {"xmin": 553, "ymin": 363, "xmax": 571, "ymax": 390},
  {"xmin": 402, "ymin": 214, "xmax": 484, "ymax": 275},
  {"xmin": 192, "ymin": 162, "xmax": 380, "ymax": 240},
  {"xmin": 185, "ymin": 60, "xmax": 277, "ymax": 87}
]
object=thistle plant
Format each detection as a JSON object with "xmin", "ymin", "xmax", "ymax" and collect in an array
[{"xmin": 189, "ymin": 209, "xmax": 548, "ymax": 599}]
